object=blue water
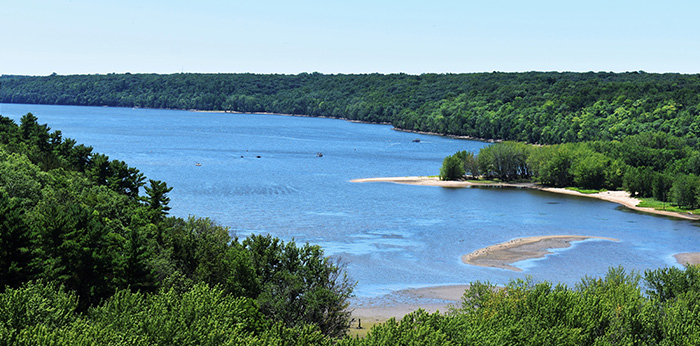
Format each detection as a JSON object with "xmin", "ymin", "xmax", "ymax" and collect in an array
[{"xmin": 2, "ymin": 103, "xmax": 699, "ymax": 297}]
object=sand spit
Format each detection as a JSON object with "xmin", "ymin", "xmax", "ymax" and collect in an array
[
  {"xmin": 674, "ymin": 252, "xmax": 700, "ymax": 266},
  {"xmin": 462, "ymin": 235, "xmax": 620, "ymax": 271},
  {"xmin": 351, "ymin": 176, "xmax": 700, "ymax": 220}
]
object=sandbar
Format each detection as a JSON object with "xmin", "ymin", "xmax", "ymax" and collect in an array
[
  {"xmin": 462, "ymin": 235, "xmax": 619, "ymax": 271},
  {"xmin": 674, "ymin": 252, "xmax": 700, "ymax": 266},
  {"xmin": 351, "ymin": 176, "xmax": 700, "ymax": 220},
  {"xmin": 349, "ymin": 285, "xmax": 467, "ymax": 334}
]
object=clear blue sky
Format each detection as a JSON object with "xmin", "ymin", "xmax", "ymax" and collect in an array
[{"xmin": 3, "ymin": 0, "xmax": 699, "ymax": 76}]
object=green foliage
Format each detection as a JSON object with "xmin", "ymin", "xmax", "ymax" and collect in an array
[
  {"xmin": 0, "ymin": 149, "xmax": 46, "ymax": 205},
  {"xmin": 243, "ymin": 234, "xmax": 355, "ymax": 338},
  {"xmin": 143, "ymin": 179, "xmax": 173, "ymax": 223},
  {"xmin": 86, "ymin": 153, "xmax": 145, "ymax": 199},
  {"xmin": 0, "ymin": 189, "xmax": 33, "ymax": 287},
  {"xmin": 565, "ymin": 187, "xmax": 607, "ymax": 194},
  {"xmin": 353, "ymin": 310, "xmax": 452, "ymax": 345},
  {"xmin": 462, "ymin": 151, "xmax": 480, "ymax": 179},
  {"xmin": 529, "ymin": 144, "xmax": 574, "ymax": 187},
  {"xmin": 645, "ymin": 265, "xmax": 700, "ymax": 303},
  {"xmin": 652, "ymin": 172, "xmax": 673, "ymax": 202},
  {"xmin": 624, "ymin": 166, "xmax": 655, "ymax": 197},
  {"xmin": 439, "ymin": 152, "xmax": 465, "ymax": 181},
  {"xmin": 570, "ymin": 149, "xmax": 608, "ymax": 189},
  {"xmin": 29, "ymin": 201, "xmax": 127, "ymax": 308},
  {"xmin": 6, "ymin": 75, "xmax": 700, "ymax": 341},
  {"xmin": 478, "ymin": 142, "xmax": 531, "ymax": 181},
  {"xmin": 0, "ymin": 281, "xmax": 79, "ymax": 344},
  {"xmin": 670, "ymin": 174, "xmax": 700, "ymax": 208},
  {"xmin": 0, "ymin": 281, "xmax": 332, "ymax": 345},
  {"xmin": 12, "ymin": 266, "xmax": 699, "ymax": 345}
]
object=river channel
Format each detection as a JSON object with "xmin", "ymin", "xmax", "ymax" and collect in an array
[{"xmin": 2, "ymin": 103, "xmax": 698, "ymax": 297}]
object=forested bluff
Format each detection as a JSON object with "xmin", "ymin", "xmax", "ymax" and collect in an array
[
  {"xmin": 3, "ymin": 72, "xmax": 700, "ymax": 344},
  {"xmin": 2, "ymin": 71, "xmax": 700, "ymax": 145}
]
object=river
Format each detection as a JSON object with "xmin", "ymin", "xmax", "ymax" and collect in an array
[{"xmin": 2, "ymin": 103, "xmax": 698, "ymax": 297}]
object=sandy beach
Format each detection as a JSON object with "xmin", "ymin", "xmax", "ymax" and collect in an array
[
  {"xmin": 674, "ymin": 252, "xmax": 700, "ymax": 266},
  {"xmin": 462, "ymin": 235, "xmax": 619, "ymax": 271},
  {"xmin": 351, "ymin": 176, "xmax": 700, "ymax": 220},
  {"xmin": 348, "ymin": 285, "xmax": 467, "ymax": 336}
]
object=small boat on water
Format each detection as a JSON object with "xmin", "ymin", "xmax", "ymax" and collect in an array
[
  {"xmin": 195, "ymin": 162, "xmax": 202, "ymax": 166},
  {"xmin": 412, "ymin": 138, "xmax": 421, "ymax": 143},
  {"xmin": 317, "ymin": 152, "xmax": 323, "ymax": 157}
]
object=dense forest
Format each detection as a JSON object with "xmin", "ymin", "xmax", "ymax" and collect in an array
[{"xmin": 2, "ymin": 72, "xmax": 700, "ymax": 145}]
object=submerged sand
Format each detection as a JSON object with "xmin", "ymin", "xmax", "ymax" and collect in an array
[
  {"xmin": 461, "ymin": 235, "xmax": 619, "ymax": 271},
  {"xmin": 351, "ymin": 176, "xmax": 700, "ymax": 220}
]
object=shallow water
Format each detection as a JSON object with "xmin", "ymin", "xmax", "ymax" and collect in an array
[{"xmin": 2, "ymin": 103, "xmax": 699, "ymax": 297}]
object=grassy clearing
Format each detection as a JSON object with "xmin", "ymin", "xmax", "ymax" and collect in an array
[
  {"xmin": 637, "ymin": 198, "xmax": 700, "ymax": 215},
  {"xmin": 465, "ymin": 179, "xmax": 501, "ymax": 184},
  {"xmin": 346, "ymin": 319, "xmax": 386, "ymax": 338},
  {"xmin": 566, "ymin": 187, "xmax": 607, "ymax": 194}
]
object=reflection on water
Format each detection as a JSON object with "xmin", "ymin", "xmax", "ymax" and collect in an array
[{"xmin": 2, "ymin": 103, "xmax": 700, "ymax": 297}]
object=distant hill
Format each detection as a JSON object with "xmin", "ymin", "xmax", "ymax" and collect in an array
[{"xmin": 2, "ymin": 71, "xmax": 700, "ymax": 144}]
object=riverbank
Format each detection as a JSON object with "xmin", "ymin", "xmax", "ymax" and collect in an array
[
  {"xmin": 348, "ymin": 285, "xmax": 466, "ymax": 337},
  {"xmin": 391, "ymin": 128, "xmax": 499, "ymax": 143},
  {"xmin": 350, "ymin": 176, "xmax": 700, "ymax": 220},
  {"xmin": 462, "ymin": 235, "xmax": 619, "ymax": 271},
  {"xmin": 674, "ymin": 253, "xmax": 700, "ymax": 266},
  {"xmin": 194, "ymin": 109, "xmax": 393, "ymax": 125}
]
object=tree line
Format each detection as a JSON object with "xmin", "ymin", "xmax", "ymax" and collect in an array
[
  {"xmin": 2, "ymin": 71, "xmax": 700, "ymax": 145},
  {"xmin": 440, "ymin": 131, "xmax": 700, "ymax": 209}
]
